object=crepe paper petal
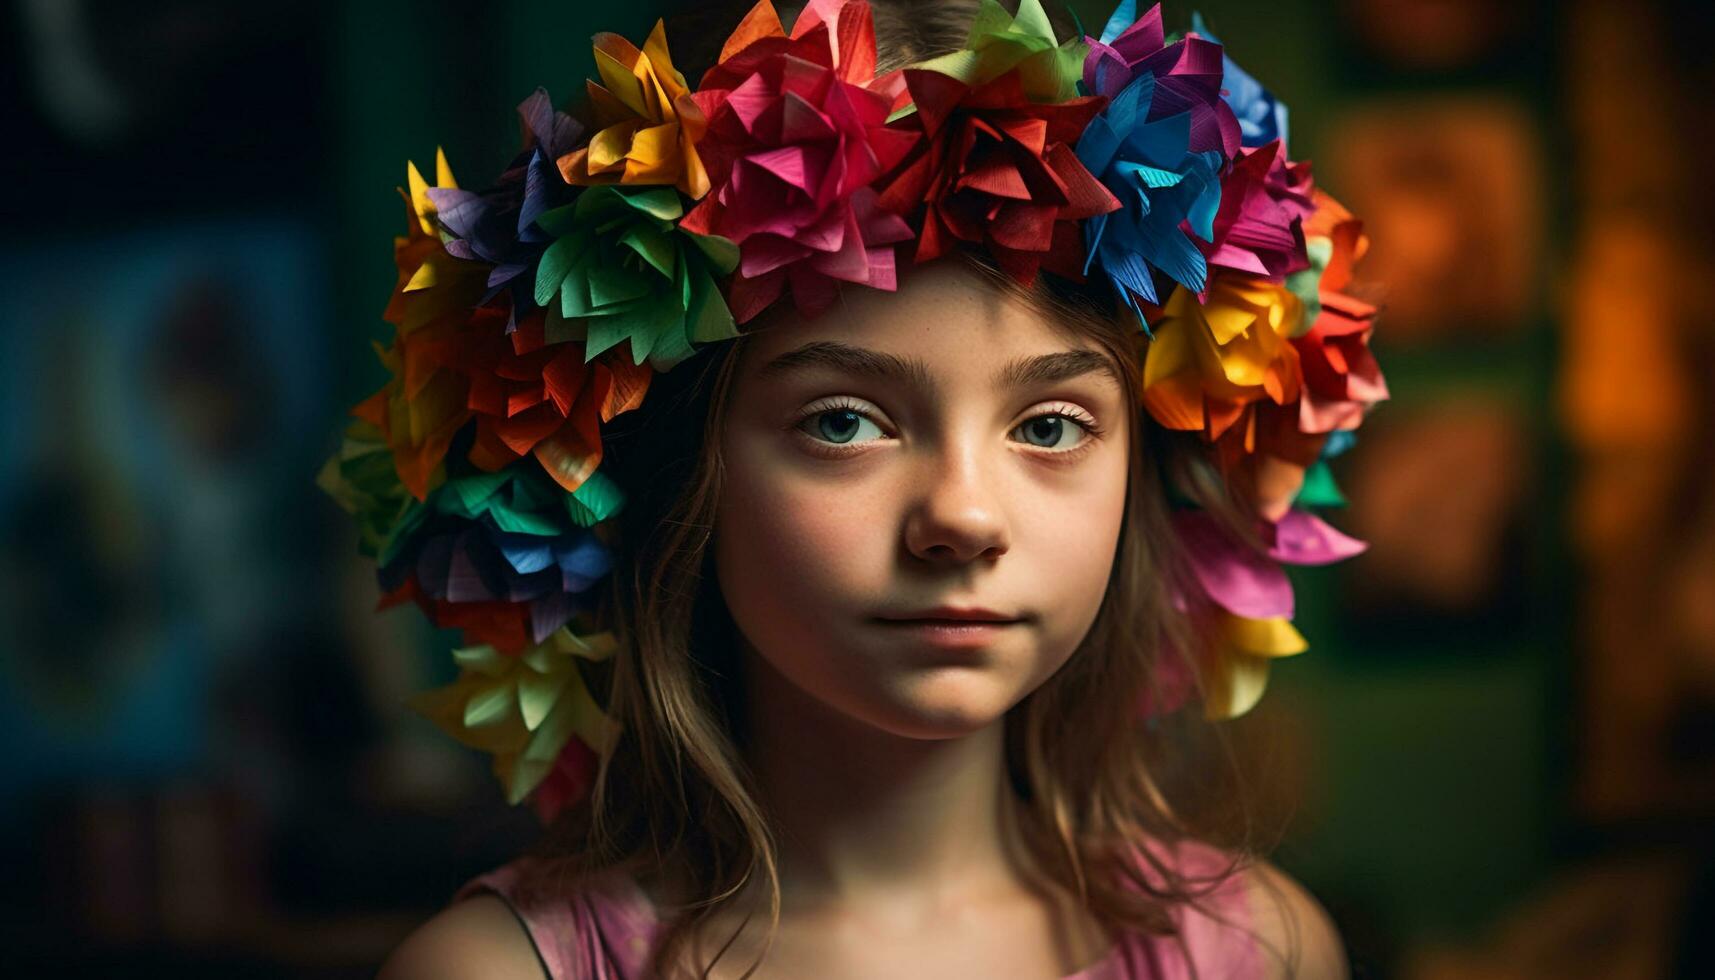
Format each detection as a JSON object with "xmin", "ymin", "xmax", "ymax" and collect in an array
[
  {"xmin": 367, "ymin": 451, "xmax": 627, "ymax": 654},
  {"xmin": 457, "ymin": 305, "xmax": 656, "ymax": 492},
  {"xmin": 1083, "ymin": 3, "xmax": 1239, "ymax": 159},
  {"xmin": 911, "ymin": 0, "xmax": 1087, "ymax": 102},
  {"xmin": 1188, "ymin": 11, "xmax": 1289, "ymax": 152},
  {"xmin": 1267, "ymin": 509, "xmax": 1367, "ymax": 566},
  {"xmin": 1322, "ymin": 429, "xmax": 1356, "ymax": 459},
  {"xmin": 1282, "ymin": 236, "xmax": 1332, "ymax": 337},
  {"xmin": 876, "ymin": 69, "xmax": 1119, "ymax": 287},
  {"xmin": 1140, "ymin": 276, "xmax": 1304, "ymax": 445},
  {"xmin": 682, "ymin": 8, "xmax": 917, "ymax": 322},
  {"xmin": 1200, "ymin": 612, "xmax": 1307, "ymax": 720},
  {"xmin": 387, "ymin": 155, "xmax": 491, "ymax": 337},
  {"xmin": 1172, "ymin": 509, "xmax": 1293, "ymax": 620},
  {"xmin": 531, "ymin": 737, "xmax": 601, "ymax": 824},
  {"xmin": 1077, "ymin": 65, "xmax": 1225, "ymax": 325},
  {"xmin": 316, "ymin": 414, "xmax": 415, "ymax": 559},
  {"xmin": 403, "ymin": 92, "xmax": 584, "ymax": 329},
  {"xmin": 535, "ymin": 185, "xmax": 739, "ymax": 367},
  {"xmin": 360, "ymin": 321, "xmax": 472, "ymax": 502},
  {"xmin": 1293, "ymin": 460, "xmax": 1347, "ymax": 508},
  {"xmin": 1199, "ymin": 139, "xmax": 1315, "ymax": 284},
  {"xmin": 408, "ymin": 628, "xmax": 622, "ymax": 809},
  {"xmin": 558, "ymin": 21, "xmax": 709, "ymax": 198}
]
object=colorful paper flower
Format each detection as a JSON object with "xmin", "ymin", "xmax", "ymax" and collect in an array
[
  {"xmin": 678, "ymin": 1, "xmax": 917, "ymax": 322},
  {"xmin": 1084, "ymin": 3, "xmax": 1239, "ymax": 156},
  {"xmin": 409, "ymin": 628, "xmax": 619, "ymax": 807},
  {"xmin": 1189, "ymin": 11, "xmax": 1289, "ymax": 152},
  {"xmin": 913, "ymin": 0, "xmax": 1087, "ymax": 102},
  {"xmin": 379, "ymin": 465, "xmax": 624, "ymax": 653},
  {"xmin": 1291, "ymin": 190, "xmax": 1383, "ymax": 435},
  {"xmin": 1173, "ymin": 509, "xmax": 1364, "ymax": 718},
  {"xmin": 359, "ymin": 320, "xmax": 471, "ymax": 502},
  {"xmin": 529, "ymin": 737, "xmax": 600, "ymax": 824},
  {"xmin": 1077, "ymin": 70, "xmax": 1224, "ymax": 317},
  {"xmin": 426, "ymin": 89, "xmax": 584, "ymax": 328},
  {"xmin": 1200, "ymin": 139, "xmax": 1315, "ymax": 284},
  {"xmin": 876, "ymin": 69, "xmax": 1119, "ymax": 285},
  {"xmin": 460, "ymin": 305, "xmax": 652, "ymax": 493},
  {"xmin": 316, "ymin": 415, "xmax": 413, "ymax": 559},
  {"xmin": 534, "ymin": 185, "xmax": 739, "ymax": 369},
  {"xmin": 1140, "ymin": 276, "xmax": 1305, "ymax": 442},
  {"xmin": 386, "ymin": 150, "xmax": 491, "ymax": 336},
  {"xmin": 556, "ymin": 22, "xmax": 709, "ymax": 198},
  {"xmin": 1212, "ymin": 190, "xmax": 1385, "ymax": 518}
]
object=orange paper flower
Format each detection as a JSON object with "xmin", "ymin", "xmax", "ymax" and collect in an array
[
  {"xmin": 461, "ymin": 306, "xmax": 652, "ymax": 493},
  {"xmin": 556, "ymin": 21, "xmax": 709, "ymax": 198}
]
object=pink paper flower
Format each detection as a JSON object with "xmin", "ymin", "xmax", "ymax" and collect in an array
[
  {"xmin": 1199, "ymin": 139, "xmax": 1315, "ymax": 285},
  {"xmin": 679, "ymin": 1, "xmax": 918, "ymax": 322}
]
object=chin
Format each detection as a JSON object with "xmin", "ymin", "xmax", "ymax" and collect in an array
[{"xmin": 841, "ymin": 670, "xmax": 1025, "ymax": 740}]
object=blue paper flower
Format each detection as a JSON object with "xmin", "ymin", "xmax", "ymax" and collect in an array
[
  {"xmin": 376, "ymin": 465, "xmax": 622, "ymax": 648},
  {"xmin": 1077, "ymin": 70, "xmax": 1225, "ymax": 325},
  {"xmin": 1191, "ymin": 12, "xmax": 1290, "ymax": 152}
]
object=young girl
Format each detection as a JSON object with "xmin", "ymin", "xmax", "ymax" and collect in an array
[{"xmin": 345, "ymin": 1, "xmax": 1382, "ymax": 976}]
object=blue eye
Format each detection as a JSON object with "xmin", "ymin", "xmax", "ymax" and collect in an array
[
  {"xmin": 801, "ymin": 407, "xmax": 886, "ymax": 445},
  {"xmin": 793, "ymin": 402, "xmax": 1098, "ymax": 454},
  {"xmin": 1013, "ymin": 414, "xmax": 1090, "ymax": 451}
]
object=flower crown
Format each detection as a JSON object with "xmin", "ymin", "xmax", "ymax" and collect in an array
[{"xmin": 320, "ymin": 0, "xmax": 1387, "ymax": 822}]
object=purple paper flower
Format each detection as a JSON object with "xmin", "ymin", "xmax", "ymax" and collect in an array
[
  {"xmin": 1190, "ymin": 11, "xmax": 1289, "ymax": 152},
  {"xmin": 426, "ymin": 89, "xmax": 586, "ymax": 328}
]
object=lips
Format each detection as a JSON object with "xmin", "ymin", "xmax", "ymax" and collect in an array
[{"xmin": 875, "ymin": 606, "xmax": 1023, "ymax": 624}]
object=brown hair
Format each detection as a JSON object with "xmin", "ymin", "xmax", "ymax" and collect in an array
[{"xmin": 527, "ymin": 3, "xmax": 1293, "ymax": 976}]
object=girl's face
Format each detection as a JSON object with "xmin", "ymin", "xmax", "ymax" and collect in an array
[{"xmin": 714, "ymin": 261, "xmax": 1132, "ymax": 740}]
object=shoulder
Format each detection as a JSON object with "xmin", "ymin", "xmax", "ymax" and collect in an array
[
  {"xmin": 376, "ymin": 894, "xmax": 547, "ymax": 980},
  {"xmin": 1236, "ymin": 858, "xmax": 1349, "ymax": 980}
]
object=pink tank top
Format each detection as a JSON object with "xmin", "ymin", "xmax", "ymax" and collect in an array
[{"xmin": 455, "ymin": 840, "xmax": 1263, "ymax": 979}]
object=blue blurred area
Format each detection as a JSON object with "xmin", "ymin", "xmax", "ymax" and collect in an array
[{"xmin": 2, "ymin": 1, "xmax": 1712, "ymax": 977}]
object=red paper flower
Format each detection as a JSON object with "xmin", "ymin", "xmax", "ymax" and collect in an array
[
  {"xmin": 1293, "ymin": 189, "xmax": 1385, "ymax": 434},
  {"xmin": 875, "ymin": 69, "xmax": 1120, "ymax": 285},
  {"xmin": 680, "ymin": 0, "xmax": 918, "ymax": 322},
  {"xmin": 460, "ymin": 306, "xmax": 652, "ymax": 493},
  {"xmin": 378, "ymin": 576, "xmax": 539, "ymax": 654}
]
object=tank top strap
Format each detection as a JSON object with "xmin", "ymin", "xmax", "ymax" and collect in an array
[{"xmin": 455, "ymin": 857, "xmax": 663, "ymax": 980}]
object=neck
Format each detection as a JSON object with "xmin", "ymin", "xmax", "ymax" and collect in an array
[{"xmin": 733, "ymin": 646, "xmax": 1032, "ymax": 909}]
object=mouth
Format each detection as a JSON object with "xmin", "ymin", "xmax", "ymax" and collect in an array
[
  {"xmin": 871, "ymin": 617, "xmax": 1015, "ymax": 648},
  {"xmin": 874, "ymin": 606, "xmax": 1025, "ymax": 624}
]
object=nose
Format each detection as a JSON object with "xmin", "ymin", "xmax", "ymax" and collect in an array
[{"xmin": 902, "ymin": 439, "xmax": 1011, "ymax": 564}]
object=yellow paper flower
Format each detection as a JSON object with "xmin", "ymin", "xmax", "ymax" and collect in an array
[
  {"xmin": 1141, "ymin": 276, "xmax": 1304, "ymax": 444},
  {"xmin": 556, "ymin": 21, "xmax": 709, "ymax": 198},
  {"xmin": 385, "ymin": 149, "xmax": 488, "ymax": 336},
  {"xmin": 409, "ymin": 628, "xmax": 621, "ymax": 806},
  {"xmin": 1200, "ymin": 612, "xmax": 1308, "ymax": 720}
]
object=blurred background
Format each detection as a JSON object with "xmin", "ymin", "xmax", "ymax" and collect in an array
[{"xmin": 3, "ymin": 0, "xmax": 1712, "ymax": 976}]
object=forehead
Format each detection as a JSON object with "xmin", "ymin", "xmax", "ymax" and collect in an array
[{"xmin": 732, "ymin": 260, "xmax": 1110, "ymax": 380}]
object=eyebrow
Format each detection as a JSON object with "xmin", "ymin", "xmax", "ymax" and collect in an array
[{"xmin": 756, "ymin": 341, "xmax": 1121, "ymax": 390}]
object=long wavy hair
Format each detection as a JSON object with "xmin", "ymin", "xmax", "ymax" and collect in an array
[{"xmin": 525, "ymin": 3, "xmax": 1295, "ymax": 976}]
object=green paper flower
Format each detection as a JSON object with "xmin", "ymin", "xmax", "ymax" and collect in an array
[
  {"xmin": 408, "ymin": 628, "xmax": 620, "ymax": 805},
  {"xmin": 912, "ymin": 0, "xmax": 1086, "ymax": 102},
  {"xmin": 534, "ymin": 185, "xmax": 739, "ymax": 371},
  {"xmin": 383, "ymin": 463, "xmax": 626, "ymax": 571},
  {"xmin": 316, "ymin": 416, "xmax": 413, "ymax": 559}
]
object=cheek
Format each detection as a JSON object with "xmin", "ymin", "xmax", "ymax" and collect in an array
[
  {"xmin": 1021, "ymin": 458, "xmax": 1129, "ymax": 655},
  {"xmin": 713, "ymin": 440, "xmax": 892, "ymax": 645}
]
